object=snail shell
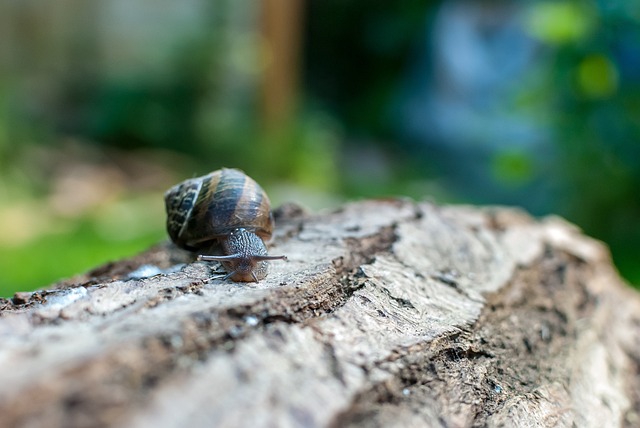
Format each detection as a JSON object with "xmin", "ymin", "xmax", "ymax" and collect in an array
[{"xmin": 165, "ymin": 168, "xmax": 286, "ymax": 282}]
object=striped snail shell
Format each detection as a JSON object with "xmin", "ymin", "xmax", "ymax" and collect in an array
[{"xmin": 164, "ymin": 168, "xmax": 286, "ymax": 282}]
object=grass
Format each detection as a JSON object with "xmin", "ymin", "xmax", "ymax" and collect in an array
[{"xmin": 0, "ymin": 220, "xmax": 166, "ymax": 297}]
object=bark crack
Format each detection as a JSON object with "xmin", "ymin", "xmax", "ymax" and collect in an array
[{"xmin": 331, "ymin": 246, "xmax": 603, "ymax": 427}]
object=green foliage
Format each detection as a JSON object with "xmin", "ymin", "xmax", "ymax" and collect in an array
[
  {"xmin": 0, "ymin": 201, "xmax": 166, "ymax": 297},
  {"xmin": 491, "ymin": 151, "xmax": 535, "ymax": 187},
  {"xmin": 1, "ymin": 0, "xmax": 639, "ymax": 294},
  {"xmin": 525, "ymin": 1, "xmax": 596, "ymax": 45},
  {"xmin": 522, "ymin": 1, "xmax": 640, "ymax": 284}
]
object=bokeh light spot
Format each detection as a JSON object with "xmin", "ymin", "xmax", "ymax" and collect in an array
[
  {"xmin": 576, "ymin": 54, "xmax": 619, "ymax": 99},
  {"xmin": 524, "ymin": 2, "xmax": 594, "ymax": 45}
]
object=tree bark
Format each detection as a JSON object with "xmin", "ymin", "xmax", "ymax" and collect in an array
[{"xmin": 1, "ymin": 200, "xmax": 639, "ymax": 428}]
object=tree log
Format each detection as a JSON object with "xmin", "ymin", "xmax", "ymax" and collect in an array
[{"xmin": 1, "ymin": 200, "xmax": 639, "ymax": 428}]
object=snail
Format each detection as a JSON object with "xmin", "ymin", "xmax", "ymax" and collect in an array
[{"xmin": 164, "ymin": 168, "xmax": 287, "ymax": 282}]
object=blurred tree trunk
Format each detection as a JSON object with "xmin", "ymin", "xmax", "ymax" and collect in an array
[
  {"xmin": 260, "ymin": 0, "xmax": 303, "ymax": 131},
  {"xmin": 1, "ymin": 200, "xmax": 639, "ymax": 428}
]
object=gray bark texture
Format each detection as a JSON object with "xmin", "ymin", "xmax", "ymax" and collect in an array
[{"xmin": 1, "ymin": 200, "xmax": 639, "ymax": 428}]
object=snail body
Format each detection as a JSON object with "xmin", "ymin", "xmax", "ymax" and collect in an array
[{"xmin": 164, "ymin": 168, "xmax": 286, "ymax": 282}]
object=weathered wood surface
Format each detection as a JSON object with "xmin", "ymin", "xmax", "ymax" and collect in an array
[{"xmin": 1, "ymin": 200, "xmax": 639, "ymax": 428}]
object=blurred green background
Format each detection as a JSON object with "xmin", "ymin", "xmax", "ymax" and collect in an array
[{"xmin": 0, "ymin": 0, "xmax": 638, "ymax": 296}]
